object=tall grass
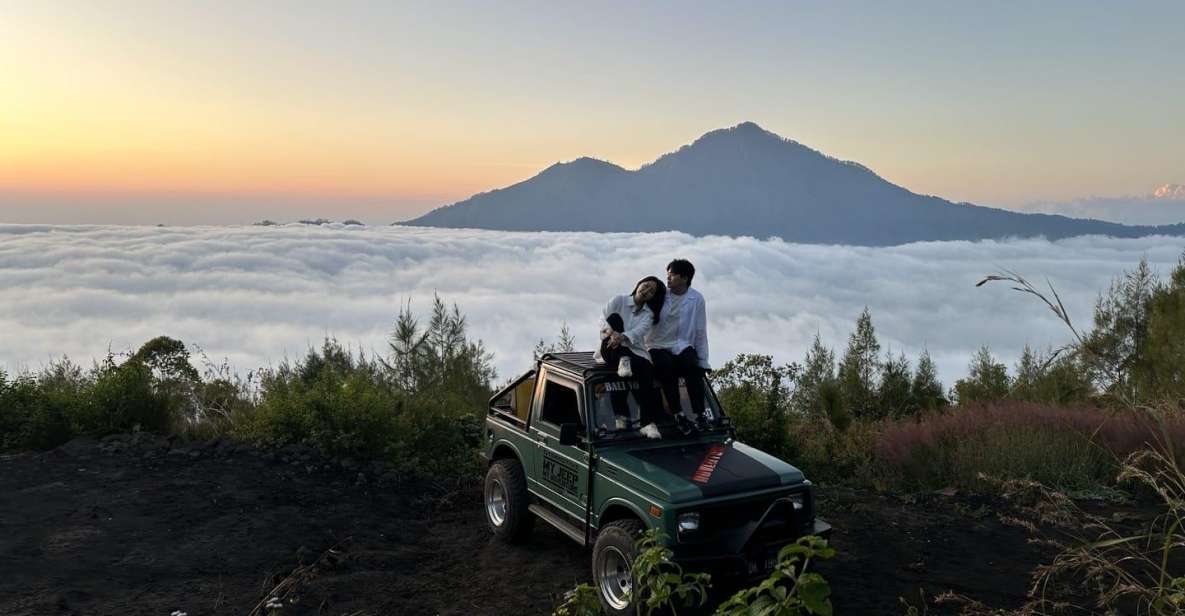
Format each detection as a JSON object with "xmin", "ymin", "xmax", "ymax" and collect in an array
[{"xmin": 875, "ymin": 402, "xmax": 1184, "ymax": 493}]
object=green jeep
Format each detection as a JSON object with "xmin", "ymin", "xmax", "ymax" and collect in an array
[{"xmin": 480, "ymin": 352, "xmax": 831, "ymax": 615}]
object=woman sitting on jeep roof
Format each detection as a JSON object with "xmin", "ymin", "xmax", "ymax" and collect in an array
[{"xmin": 594, "ymin": 275, "xmax": 665, "ymax": 438}]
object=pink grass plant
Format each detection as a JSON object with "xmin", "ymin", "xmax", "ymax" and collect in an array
[{"xmin": 875, "ymin": 402, "xmax": 1185, "ymax": 492}]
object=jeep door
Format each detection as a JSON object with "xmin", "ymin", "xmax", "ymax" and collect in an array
[{"xmin": 529, "ymin": 372, "xmax": 591, "ymax": 523}]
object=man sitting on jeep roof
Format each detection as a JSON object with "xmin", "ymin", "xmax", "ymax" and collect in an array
[{"xmin": 646, "ymin": 258, "xmax": 713, "ymax": 430}]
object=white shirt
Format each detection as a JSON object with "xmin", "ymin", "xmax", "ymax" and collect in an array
[
  {"xmin": 593, "ymin": 294, "xmax": 654, "ymax": 363},
  {"xmin": 645, "ymin": 287, "xmax": 710, "ymax": 369}
]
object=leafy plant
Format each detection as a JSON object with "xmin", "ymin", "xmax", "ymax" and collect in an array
[
  {"xmin": 630, "ymin": 529, "xmax": 712, "ymax": 615},
  {"xmin": 715, "ymin": 535, "xmax": 836, "ymax": 616},
  {"xmin": 552, "ymin": 583, "xmax": 601, "ymax": 616}
]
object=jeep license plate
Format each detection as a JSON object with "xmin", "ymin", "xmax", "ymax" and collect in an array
[{"xmin": 748, "ymin": 555, "xmax": 777, "ymax": 575}]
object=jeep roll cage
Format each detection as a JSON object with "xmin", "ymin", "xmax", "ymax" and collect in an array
[{"xmin": 489, "ymin": 351, "xmax": 732, "ymax": 446}]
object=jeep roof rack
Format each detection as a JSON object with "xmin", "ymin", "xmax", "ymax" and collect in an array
[{"xmin": 539, "ymin": 351, "xmax": 609, "ymax": 378}]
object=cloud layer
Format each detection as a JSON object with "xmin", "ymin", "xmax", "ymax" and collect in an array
[{"xmin": 2, "ymin": 224, "xmax": 1183, "ymax": 389}]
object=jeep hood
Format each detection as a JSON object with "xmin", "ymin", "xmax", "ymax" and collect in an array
[{"xmin": 600, "ymin": 439, "xmax": 805, "ymax": 504}]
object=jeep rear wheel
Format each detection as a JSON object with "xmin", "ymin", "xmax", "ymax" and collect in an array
[
  {"xmin": 592, "ymin": 519, "xmax": 644, "ymax": 616},
  {"xmin": 484, "ymin": 458, "xmax": 533, "ymax": 543}
]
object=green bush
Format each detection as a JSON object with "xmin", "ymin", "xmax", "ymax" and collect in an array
[
  {"xmin": 1, "ymin": 355, "xmax": 171, "ymax": 450},
  {"xmin": 227, "ymin": 304, "xmax": 491, "ymax": 474},
  {"xmin": 73, "ymin": 356, "xmax": 173, "ymax": 436},
  {"xmin": 785, "ymin": 414, "xmax": 880, "ymax": 486},
  {"xmin": 0, "ymin": 370, "xmax": 74, "ymax": 450},
  {"xmin": 236, "ymin": 343, "xmax": 400, "ymax": 458},
  {"xmin": 714, "ymin": 354, "xmax": 798, "ymax": 461}
]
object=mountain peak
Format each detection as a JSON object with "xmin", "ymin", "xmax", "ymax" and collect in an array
[
  {"xmin": 696, "ymin": 121, "xmax": 781, "ymax": 144},
  {"xmin": 539, "ymin": 156, "xmax": 624, "ymax": 176}
]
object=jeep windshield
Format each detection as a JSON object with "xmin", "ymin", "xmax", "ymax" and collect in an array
[{"xmin": 586, "ymin": 373, "xmax": 728, "ymax": 442}]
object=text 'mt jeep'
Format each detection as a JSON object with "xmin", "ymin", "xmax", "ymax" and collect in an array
[{"xmin": 481, "ymin": 352, "xmax": 831, "ymax": 614}]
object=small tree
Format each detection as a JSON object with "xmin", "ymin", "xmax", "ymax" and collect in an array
[
  {"xmin": 1011, "ymin": 345, "xmax": 1094, "ymax": 406},
  {"xmin": 953, "ymin": 346, "xmax": 1010, "ymax": 405},
  {"xmin": 836, "ymin": 308, "xmax": 881, "ymax": 420},
  {"xmin": 1011, "ymin": 344, "xmax": 1044, "ymax": 402},
  {"xmin": 533, "ymin": 322, "xmax": 577, "ymax": 360},
  {"xmin": 1083, "ymin": 257, "xmax": 1158, "ymax": 401},
  {"xmin": 1132, "ymin": 253, "xmax": 1185, "ymax": 404},
  {"xmin": 791, "ymin": 334, "xmax": 835, "ymax": 418},
  {"xmin": 910, "ymin": 349, "xmax": 946, "ymax": 413},
  {"xmin": 714, "ymin": 354, "xmax": 799, "ymax": 459},
  {"xmin": 876, "ymin": 351, "xmax": 912, "ymax": 419}
]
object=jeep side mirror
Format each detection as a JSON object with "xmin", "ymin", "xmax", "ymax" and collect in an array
[{"xmin": 559, "ymin": 423, "xmax": 580, "ymax": 446}]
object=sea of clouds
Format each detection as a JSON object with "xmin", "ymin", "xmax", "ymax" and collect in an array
[{"xmin": 2, "ymin": 223, "xmax": 1183, "ymax": 389}]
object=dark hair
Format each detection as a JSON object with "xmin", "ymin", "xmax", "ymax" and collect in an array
[
  {"xmin": 667, "ymin": 259, "xmax": 695, "ymax": 284},
  {"xmin": 630, "ymin": 276, "xmax": 666, "ymax": 324}
]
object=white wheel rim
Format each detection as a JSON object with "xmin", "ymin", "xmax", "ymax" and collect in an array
[
  {"xmin": 486, "ymin": 477, "xmax": 507, "ymax": 526},
  {"xmin": 598, "ymin": 545, "xmax": 632, "ymax": 610}
]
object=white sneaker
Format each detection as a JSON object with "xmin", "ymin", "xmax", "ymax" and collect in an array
[
  {"xmin": 615, "ymin": 417, "xmax": 628, "ymax": 431},
  {"xmin": 617, "ymin": 356, "xmax": 633, "ymax": 378},
  {"xmin": 639, "ymin": 423, "xmax": 662, "ymax": 440}
]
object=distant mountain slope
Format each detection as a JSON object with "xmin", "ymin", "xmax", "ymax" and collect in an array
[{"xmin": 404, "ymin": 122, "xmax": 1185, "ymax": 245}]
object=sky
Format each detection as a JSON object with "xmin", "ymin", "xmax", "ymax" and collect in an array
[
  {"xmin": 2, "ymin": 1, "xmax": 1183, "ymax": 225},
  {"xmin": 3, "ymin": 224, "xmax": 1183, "ymax": 389}
]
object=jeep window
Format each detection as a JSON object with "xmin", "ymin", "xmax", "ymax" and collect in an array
[
  {"xmin": 539, "ymin": 379, "xmax": 581, "ymax": 428},
  {"xmin": 590, "ymin": 377, "xmax": 725, "ymax": 435},
  {"xmin": 492, "ymin": 371, "xmax": 536, "ymax": 424},
  {"xmin": 589, "ymin": 380, "xmax": 646, "ymax": 430},
  {"xmin": 662, "ymin": 377, "xmax": 721, "ymax": 419}
]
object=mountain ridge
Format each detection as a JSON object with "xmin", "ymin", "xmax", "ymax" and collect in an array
[{"xmin": 404, "ymin": 122, "xmax": 1185, "ymax": 245}]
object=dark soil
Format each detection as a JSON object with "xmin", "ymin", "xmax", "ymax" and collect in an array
[{"xmin": 0, "ymin": 436, "xmax": 1141, "ymax": 615}]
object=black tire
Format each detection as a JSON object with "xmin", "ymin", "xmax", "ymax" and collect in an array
[
  {"xmin": 484, "ymin": 458, "xmax": 533, "ymax": 543},
  {"xmin": 592, "ymin": 519, "xmax": 645, "ymax": 616}
]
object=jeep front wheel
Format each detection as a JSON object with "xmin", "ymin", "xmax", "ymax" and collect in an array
[
  {"xmin": 484, "ymin": 458, "xmax": 533, "ymax": 542},
  {"xmin": 592, "ymin": 519, "xmax": 644, "ymax": 616}
]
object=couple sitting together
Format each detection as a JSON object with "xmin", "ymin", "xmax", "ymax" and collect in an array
[{"xmin": 594, "ymin": 258, "xmax": 711, "ymax": 440}]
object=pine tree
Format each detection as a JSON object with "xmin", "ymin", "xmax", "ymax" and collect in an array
[
  {"xmin": 910, "ymin": 348, "xmax": 946, "ymax": 413},
  {"xmin": 953, "ymin": 346, "xmax": 1010, "ymax": 405},
  {"xmin": 533, "ymin": 321, "xmax": 577, "ymax": 360},
  {"xmin": 1038, "ymin": 353, "xmax": 1094, "ymax": 405},
  {"xmin": 837, "ymin": 308, "xmax": 881, "ymax": 420},
  {"xmin": 1083, "ymin": 256, "xmax": 1158, "ymax": 401},
  {"xmin": 876, "ymin": 351, "xmax": 912, "ymax": 419},
  {"xmin": 386, "ymin": 295, "xmax": 494, "ymax": 401},
  {"xmin": 790, "ymin": 333, "xmax": 835, "ymax": 417},
  {"xmin": 387, "ymin": 300, "xmax": 429, "ymax": 391},
  {"xmin": 1133, "ymin": 250, "xmax": 1185, "ymax": 403},
  {"xmin": 1011, "ymin": 344, "xmax": 1043, "ymax": 402},
  {"xmin": 557, "ymin": 322, "xmax": 576, "ymax": 352}
]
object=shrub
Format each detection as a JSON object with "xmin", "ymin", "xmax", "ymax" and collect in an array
[
  {"xmin": 874, "ymin": 401, "xmax": 1184, "ymax": 492},
  {"xmin": 74, "ymin": 355, "xmax": 174, "ymax": 436},
  {"xmin": 785, "ymin": 414, "xmax": 880, "ymax": 486},
  {"xmin": 233, "ymin": 335, "xmax": 486, "ymax": 476},
  {"xmin": 236, "ymin": 342, "xmax": 402, "ymax": 459},
  {"xmin": 714, "ymin": 354, "xmax": 798, "ymax": 461},
  {"xmin": 952, "ymin": 346, "xmax": 1010, "ymax": 406}
]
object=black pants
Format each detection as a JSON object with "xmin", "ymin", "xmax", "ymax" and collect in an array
[
  {"xmin": 601, "ymin": 314, "xmax": 658, "ymax": 423},
  {"xmin": 650, "ymin": 347, "xmax": 706, "ymax": 417}
]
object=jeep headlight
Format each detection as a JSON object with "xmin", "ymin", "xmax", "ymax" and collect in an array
[
  {"xmin": 789, "ymin": 493, "xmax": 805, "ymax": 512},
  {"xmin": 677, "ymin": 512, "xmax": 700, "ymax": 534}
]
